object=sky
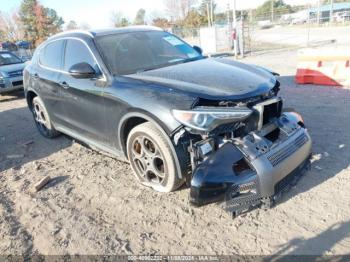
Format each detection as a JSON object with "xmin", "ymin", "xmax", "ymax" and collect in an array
[{"xmin": 1, "ymin": 0, "xmax": 319, "ymax": 29}]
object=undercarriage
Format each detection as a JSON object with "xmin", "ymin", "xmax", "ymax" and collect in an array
[{"xmin": 174, "ymin": 95, "xmax": 312, "ymax": 217}]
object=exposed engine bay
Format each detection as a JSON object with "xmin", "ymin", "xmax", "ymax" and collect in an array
[{"xmin": 172, "ymin": 82, "xmax": 312, "ymax": 217}]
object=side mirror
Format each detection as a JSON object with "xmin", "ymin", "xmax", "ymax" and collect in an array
[
  {"xmin": 193, "ymin": 45, "xmax": 203, "ymax": 55},
  {"xmin": 68, "ymin": 62, "xmax": 96, "ymax": 79}
]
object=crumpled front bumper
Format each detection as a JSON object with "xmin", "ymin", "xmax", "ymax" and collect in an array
[{"xmin": 190, "ymin": 115, "xmax": 312, "ymax": 216}]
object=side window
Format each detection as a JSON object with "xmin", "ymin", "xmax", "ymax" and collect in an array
[
  {"xmin": 64, "ymin": 39, "xmax": 97, "ymax": 72},
  {"xmin": 39, "ymin": 40, "xmax": 64, "ymax": 69}
]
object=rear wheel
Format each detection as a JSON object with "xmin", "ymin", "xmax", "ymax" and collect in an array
[
  {"xmin": 32, "ymin": 96, "xmax": 60, "ymax": 138},
  {"xmin": 127, "ymin": 122, "xmax": 183, "ymax": 192}
]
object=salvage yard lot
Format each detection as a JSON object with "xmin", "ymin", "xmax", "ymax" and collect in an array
[{"xmin": 1, "ymin": 50, "xmax": 350, "ymax": 256}]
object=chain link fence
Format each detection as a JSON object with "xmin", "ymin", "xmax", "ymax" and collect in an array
[{"xmin": 172, "ymin": 7, "xmax": 350, "ymax": 57}]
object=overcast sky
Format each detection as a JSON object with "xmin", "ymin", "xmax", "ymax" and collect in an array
[{"xmin": 1, "ymin": 0, "xmax": 319, "ymax": 29}]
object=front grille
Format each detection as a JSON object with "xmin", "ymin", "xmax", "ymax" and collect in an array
[
  {"xmin": 12, "ymin": 80, "xmax": 23, "ymax": 86},
  {"xmin": 267, "ymin": 133, "xmax": 308, "ymax": 167},
  {"xmin": 8, "ymin": 70, "xmax": 23, "ymax": 77}
]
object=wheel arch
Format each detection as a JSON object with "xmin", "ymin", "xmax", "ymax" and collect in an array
[
  {"xmin": 26, "ymin": 89, "xmax": 38, "ymax": 110},
  {"xmin": 118, "ymin": 111, "xmax": 184, "ymax": 179}
]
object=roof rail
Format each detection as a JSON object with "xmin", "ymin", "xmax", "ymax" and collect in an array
[{"xmin": 49, "ymin": 30, "xmax": 94, "ymax": 39}]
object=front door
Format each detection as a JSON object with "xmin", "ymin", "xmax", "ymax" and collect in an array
[{"xmin": 58, "ymin": 39, "xmax": 107, "ymax": 145}]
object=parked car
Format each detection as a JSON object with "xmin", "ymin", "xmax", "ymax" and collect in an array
[
  {"xmin": 0, "ymin": 51, "xmax": 26, "ymax": 94},
  {"xmin": 333, "ymin": 11, "xmax": 350, "ymax": 22},
  {"xmin": 0, "ymin": 41, "xmax": 18, "ymax": 51},
  {"xmin": 16, "ymin": 40, "xmax": 31, "ymax": 50},
  {"xmin": 24, "ymin": 27, "xmax": 312, "ymax": 216}
]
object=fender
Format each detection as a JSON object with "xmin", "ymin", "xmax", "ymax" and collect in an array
[{"xmin": 118, "ymin": 111, "xmax": 184, "ymax": 179}]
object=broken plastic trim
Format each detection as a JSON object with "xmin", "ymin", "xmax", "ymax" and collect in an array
[{"xmin": 190, "ymin": 143, "xmax": 257, "ymax": 207}]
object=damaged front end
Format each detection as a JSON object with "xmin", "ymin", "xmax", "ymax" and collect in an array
[{"xmin": 173, "ymin": 90, "xmax": 312, "ymax": 217}]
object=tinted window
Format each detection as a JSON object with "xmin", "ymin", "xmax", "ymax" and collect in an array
[
  {"xmin": 64, "ymin": 39, "xmax": 97, "ymax": 71},
  {"xmin": 96, "ymin": 31, "xmax": 202, "ymax": 75},
  {"xmin": 40, "ymin": 40, "xmax": 64, "ymax": 69}
]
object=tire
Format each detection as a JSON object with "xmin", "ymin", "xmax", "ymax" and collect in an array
[
  {"xmin": 127, "ymin": 122, "xmax": 183, "ymax": 192},
  {"xmin": 31, "ymin": 96, "xmax": 60, "ymax": 138}
]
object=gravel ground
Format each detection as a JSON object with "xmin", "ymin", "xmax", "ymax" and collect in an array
[{"xmin": 1, "ymin": 50, "xmax": 350, "ymax": 256}]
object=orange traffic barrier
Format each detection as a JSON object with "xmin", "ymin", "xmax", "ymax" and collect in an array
[{"xmin": 295, "ymin": 47, "xmax": 350, "ymax": 87}]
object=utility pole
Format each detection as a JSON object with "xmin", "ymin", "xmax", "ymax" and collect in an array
[
  {"xmin": 207, "ymin": 3, "xmax": 211, "ymax": 27},
  {"xmin": 317, "ymin": 0, "xmax": 321, "ymax": 25},
  {"xmin": 227, "ymin": 3, "xmax": 231, "ymax": 52},
  {"xmin": 232, "ymin": 0, "xmax": 237, "ymax": 59},
  {"xmin": 330, "ymin": 0, "xmax": 334, "ymax": 24},
  {"xmin": 227, "ymin": 3, "xmax": 231, "ymax": 26},
  {"xmin": 210, "ymin": 0, "xmax": 214, "ymax": 27},
  {"xmin": 271, "ymin": 0, "xmax": 274, "ymax": 23}
]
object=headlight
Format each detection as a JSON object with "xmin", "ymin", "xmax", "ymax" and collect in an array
[
  {"xmin": 0, "ymin": 73, "xmax": 4, "ymax": 84},
  {"xmin": 172, "ymin": 107, "xmax": 253, "ymax": 132}
]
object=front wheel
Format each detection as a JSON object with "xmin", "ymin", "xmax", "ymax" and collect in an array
[{"xmin": 127, "ymin": 122, "xmax": 183, "ymax": 192}]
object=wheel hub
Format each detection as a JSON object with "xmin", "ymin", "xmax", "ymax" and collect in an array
[{"xmin": 131, "ymin": 135, "xmax": 166, "ymax": 184}]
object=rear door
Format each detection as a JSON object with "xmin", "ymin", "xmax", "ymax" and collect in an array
[
  {"xmin": 36, "ymin": 39, "xmax": 66, "ymax": 125},
  {"xmin": 58, "ymin": 38, "xmax": 107, "ymax": 144}
]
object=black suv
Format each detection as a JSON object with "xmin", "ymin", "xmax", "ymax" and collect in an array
[{"xmin": 24, "ymin": 26, "xmax": 311, "ymax": 215}]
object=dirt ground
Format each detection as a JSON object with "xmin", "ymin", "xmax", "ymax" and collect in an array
[{"xmin": 1, "ymin": 50, "xmax": 350, "ymax": 256}]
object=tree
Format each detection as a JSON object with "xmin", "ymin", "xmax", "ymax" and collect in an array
[
  {"xmin": 111, "ymin": 11, "xmax": 130, "ymax": 27},
  {"xmin": 255, "ymin": 0, "xmax": 293, "ymax": 20},
  {"xmin": 19, "ymin": 0, "xmax": 64, "ymax": 46},
  {"xmin": 152, "ymin": 17, "xmax": 171, "ymax": 29},
  {"xmin": 0, "ymin": 11, "xmax": 24, "ymax": 41},
  {"xmin": 44, "ymin": 8, "xmax": 64, "ymax": 35},
  {"xmin": 133, "ymin": 8, "xmax": 146, "ymax": 25},
  {"xmin": 182, "ymin": 9, "xmax": 202, "ymax": 28},
  {"xmin": 66, "ymin": 20, "xmax": 78, "ymax": 31},
  {"xmin": 199, "ymin": 0, "xmax": 217, "ymax": 26},
  {"xmin": 164, "ymin": 0, "xmax": 197, "ymax": 21}
]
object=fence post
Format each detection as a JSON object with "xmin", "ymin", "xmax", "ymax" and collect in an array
[{"xmin": 232, "ymin": 0, "xmax": 238, "ymax": 60}]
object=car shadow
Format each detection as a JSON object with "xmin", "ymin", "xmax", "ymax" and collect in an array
[
  {"xmin": 265, "ymin": 220, "xmax": 350, "ymax": 257},
  {"xmin": 273, "ymin": 75, "xmax": 350, "ymax": 205},
  {"xmin": 0, "ymin": 106, "xmax": 72, "ymax": 172}
]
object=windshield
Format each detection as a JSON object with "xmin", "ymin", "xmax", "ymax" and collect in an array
[
  {"xmin": 96, "ymin": 31, "xmax": 202, "ymax": 75},
  {"xmin": 0, "ymin": 52, "xmax": 22, "ymax": 66}
]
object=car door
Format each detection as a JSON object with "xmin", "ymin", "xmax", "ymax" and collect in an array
[
  {"xmin": 36, "ymin": 39, "xmax": 66, "ymax": 125},
  {"xmin": 58, "ymin": 38, "xmax": 108, "ymax": 145}
]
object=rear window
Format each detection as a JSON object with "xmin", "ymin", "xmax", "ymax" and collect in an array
[{"xmin": 39, "ymin": 40, "xmax": 64, "ymax": 69}]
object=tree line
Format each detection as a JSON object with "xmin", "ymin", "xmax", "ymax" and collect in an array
[
  {"xmin": 1, "ymin": 0, "xmax": 347, "ymax": 47},
  {"xmin": 0, "ymin": 0, "xmax": 64, "ymax": 47}
]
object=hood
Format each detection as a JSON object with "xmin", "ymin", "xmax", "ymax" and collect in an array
[
  {"xmin": 0, "ymin": 63, "xmax": 26, "ymax": 77},
  {"xmin": 127, "ymin": 58, "xmax": 277, "ymax": 100}
]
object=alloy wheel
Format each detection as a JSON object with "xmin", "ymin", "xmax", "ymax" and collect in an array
[
  {"xmin": 32, "ymin": 100, "xmax": 49, "ymax": 134},
  {"xmin": 131, "ymin": 135, "xmax": 167, "ymax": 185}
]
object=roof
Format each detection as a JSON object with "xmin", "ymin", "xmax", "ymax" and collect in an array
[
  {"xmin": 310, "ymin": 2, "xmax": 350, "ymax": 13},
  {"xmin": 49, "ymin": 26, "xmax": 163, "ymax": 40},
  {"xmin": 91, "ymin": 26, "xmax": 163, "ymax": 37}
]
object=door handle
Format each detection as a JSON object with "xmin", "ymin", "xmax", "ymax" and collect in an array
[
  {"xmin": 32, "ymin": 73, "xmax": 39, "ymax": 79},
  {"xmin": 59, "ymin": 81, "xmax": 70, "ymax": 89}
]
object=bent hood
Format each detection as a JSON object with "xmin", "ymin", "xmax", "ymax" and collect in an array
[{"xmin": 127, "ymin": 58, "xmax": 277, "ymax": 100}]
